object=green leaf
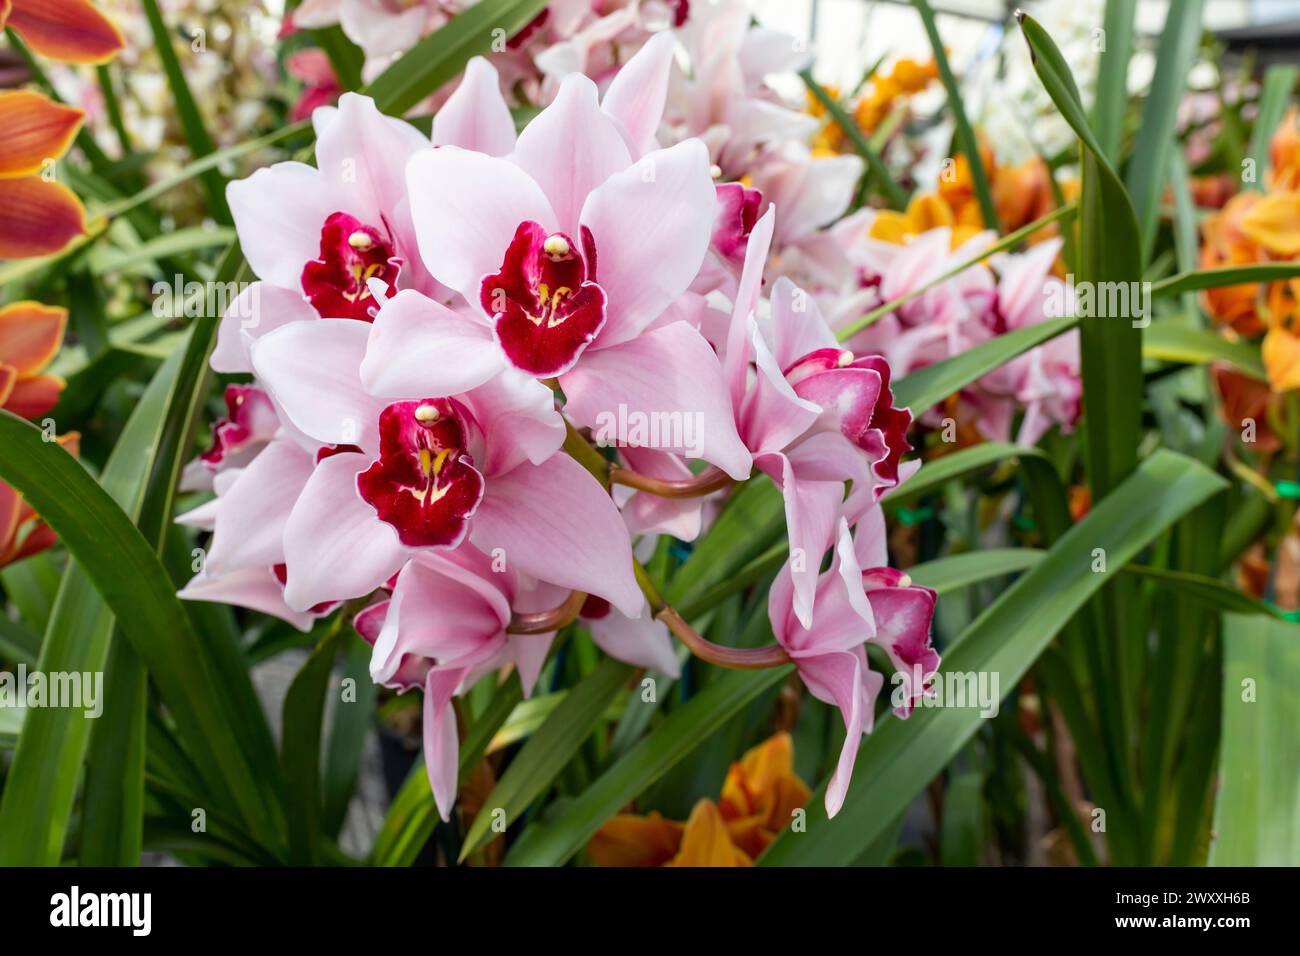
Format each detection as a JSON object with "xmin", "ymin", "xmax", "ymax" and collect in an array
[
  {"xmin": 310, "ymin": 25, "xmax": 364, "ymax": 92},
  {"xmin": 1143, "ymin": 319, "xmax": 1266, "ymax": 381},
  {"xmin": 1247, "ymin": 65, "xmax": 1299, "ymax": 191},
  {"xmin": 458, "ymin": 657, "xmax": 632, "ymax": 861},
  {"xmin": 0, "ymin": 411, "xmax": 283, "ymax": 854},
  {"xmin": 759, "ymin": 449, "xmax": 1227, "ymax": 865},
  {"xmin": 1091, "ymin": 0, "xmax": 1137, "ymax": 162},
  {"xmin": 893, "ymin": 317, "xmax": 1077, "ymax": 414},
  {"xmin": 1018, "ymin": 11, "xmax": 1143, "ymax": 500},
  {"xmin": 364, "ymin": 0, "xmax": 549, "ymax": 115},
  {"xmin": 504, "ymin": 665, "xmax": 791, "ymax": 866},
  {"xmin": 1124, "ymin": 0, "xmax": 1204, "ymax": 264},
  {"xmin": 939, "ymin": 771, "xmax": 985, "ymax": 866},
  {"xmin": 369, "ymin": 672, "xmax": 522, "ymax": 867},
  {"xmin": 323, "ymin": 631, "xmax": 378, "ymax": 837},
  {"xmin": 911, "ymin": 0, "xmax": 997, "ymax": 229},
  {"xmin": 140, "ymin": 0, "xmax": 231, "ymax": 223},
  {"xmin": 0, "ymin": 347, "xmax": 183, "ymax": 865},
  {"xmin": 800, "ymin": 72, "xmax": 907, "ymax": 210},
  {"xmin": 1150, "ymin": 262, "xmax": 1300, "ymax": 300},
  {"xmin": 281, "ymin": 619, "xmax": 346, "ymax": 864},
  {"xmin": 92, "ymin": 227, "xmax": 237, "ymax": 275},
  {"xmin": 1209, "ymin": 613, "xmax": 1300, "ymax": 864}
]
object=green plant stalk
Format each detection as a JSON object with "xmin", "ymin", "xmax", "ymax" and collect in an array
[
  {"xmin": 910, "ymin": 0, "xmax": 998, "ymax": 230},
  {"xmin": 800, "ymin": 70, "xmax": 907, "ymax": 210}
]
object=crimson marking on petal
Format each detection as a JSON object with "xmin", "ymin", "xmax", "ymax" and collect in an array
[
  {"xmin": 301, "ymin": 211, "xmax": 401, "ymax": 321},
  {"xmin": 579, "ymin": 595, "xmax": 611, "ymax": 620},
  {"xmin": 356, "ymin": 399, "xmax": 485, "ymax": 549},
  {"xmin": 200, "ymin": 384, "xmax": 275, "ymax": 469},
  {"xmin": 711, "ymin": 182, "xmax": 763, "ymax": 262},
  {"xmin": 480, "ymin": 220, "xmax": 607, "ymax": 377}
]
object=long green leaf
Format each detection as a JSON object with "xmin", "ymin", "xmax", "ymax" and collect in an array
[
  {"xmin": 1143, "ymin": 319, "xmax": 1266, "ymax": 381},
  {"xmin": 1208, "ymin": 613, "xmax": 1300, "ymax": 864},
  {"xmin": 1092, "ymin": 0, "xmax": 1137, "ymax": 162},
  {"xmin": 800, "ymin": 72, "xmax": 906, "ymax": 209},
  {"xmin": 140, "ymin": 0, "xmax": 231, "ymax": 223},
  {"xmin": 1151, "ymin": 262, "xmax": 1300, "ymax": 299},
  {"xmin": 458, "ymin": 657, "xmax": 632, "ymax": 861},
  {"xmin": 281, "ymin": 620, "xmax": 346, "ymax": 864},
  {"xmin": 1124, "ymin": 0, "xmax": 1204, "ymax": 264},
  {"xmin": 0, "ymin": 348, "xmax": 183, "ymax": 864},
  {"xmin": 0, "ymin": 410, "xmax": 283, "ymax": 853},
  {"xmin": 759, "ymin": 449, "xmax": 1226, "ymax": 864},
  {"xmin": 1019, "ymin": 12, "xmax": 1143, "ymax": 500},
  {"xmin": 1247, "ymin": 65, "xmax": 1299, "ymax": 191},
  {"xmin": 893, "ymin": 317, "xmax": 1077, "ymax": 414},
  {"xmin": 911, "ymin": 0, "xmax": 997, "ymax": 229}
]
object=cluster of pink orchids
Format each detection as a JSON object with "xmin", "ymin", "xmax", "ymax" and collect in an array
[{"xmin": 175, "ymin": 23, "xmax": 1074, "ymax": 822}]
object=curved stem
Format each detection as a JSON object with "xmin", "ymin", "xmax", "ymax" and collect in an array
[
  {"xmin": 657, "ymin": 605, "xmax": 791, "ymax": 670},
  {"xmin": 608, "ymin": 464, "xmax": 734, "ymax": 499},
  {"xmin": 633, "ymin": 561, "xmax": 791, "ymax": 670},
  {"xmin": 507, "ymin": 590, "xmax": 586, "ymax": 635}
]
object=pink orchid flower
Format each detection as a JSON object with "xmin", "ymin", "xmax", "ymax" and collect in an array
[
  {"xmin": 769, "ymin": 518, "xmax": 938, "ymax": 817},
  {"xmin": 248, "ymin": 306, "xmax": 643, "ymax": 618},
  {"xmin": 723, "ymin": 207, "xmax": 914, "ymax": 629},
  {"xmin": 355, "ymin": 544, "xmax": 679, "ymax": 821},
  {"xmin": 214, "ymin": 91, "xmax": 435, "ymax": 375},
  {"xmin": 399, "ymin": 52, "xmax": 751, "ymax": 480}
]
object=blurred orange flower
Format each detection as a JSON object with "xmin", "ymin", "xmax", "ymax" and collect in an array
[
  {"xmin": 0, "ymin": 1, "xmax": 123, "ymax": 259},
  {"xmin": 810, "ymin": 58, "xmax": 937, "ymax": 156},
  {"xmin": 1201, "ymin": 108, "xmax": 1300, "ymax": 392},
  {"xmin": 587, "ymin": 733, "xmax": 811, "ymax": 867}
]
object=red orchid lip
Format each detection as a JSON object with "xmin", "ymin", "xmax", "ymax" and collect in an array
[
  {"xmin": 356, "ymin": 399, "xmax": 485, "ymax": 550},
  {"xmin": 301, "ymin": 211, "xmax": 402, "ymax": 322},
  {"xmin": 480, "ymin": 220, "xmax": 607, "ymax": 377}
]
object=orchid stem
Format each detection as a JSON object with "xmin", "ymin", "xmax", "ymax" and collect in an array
[
  {"xmin": 633, "ymin": 562, "xmax": 791, "ymax": 670},
  {"xmin": 507, "ymin": 590, "xmax": 586, "ymax": 635},
  {"xmin": 608, "ymin": 464, "xmax": 734, "ymax": 499}
]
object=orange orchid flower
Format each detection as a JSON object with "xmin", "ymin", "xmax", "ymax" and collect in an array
[
  {"xmin": 0, "ymin": 301, "xmax": 66, "ymax": 419},
  {"xmin": 0, "ymin": 0, "xmax": 124, "ymax": 65},
  {"xmin": 0, "ymin": 89, "xmax": 88, "ymax": 258},
  {"xmin": 1201, "ymin": 110, "xmax": 1300, "ymax": 392},
  {"xmin": 0, "ymin": 432, "xmax": 76, "ymax": 567},
  {"xmin": 588, "ymin": 733, "xmax": 811, "ymax": 867},
  {"xmin": 0, "ymin": 0, "xmax": 123, "ymax": 259}
]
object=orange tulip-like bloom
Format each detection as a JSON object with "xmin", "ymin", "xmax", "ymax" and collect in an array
[
  {"xmin": 587, "ymin": 733, "xmax": 811, "ymax": 867},
  {"xmin": 0, "ymin": 0, "xmax": 123, "ymax": 259},
  {"xmin": 1200, "ymin": 111, "xmax": 1300, "ymax": 392},
  {"xmin": 0, "ymin": 0, "xmax": 124, "ymax": 64},
  {"xmin": 0, "ymin": 89, "xmax": 89, "ymax": 258},
  {"xmin": 0, "ymin": 432, "xmax": 77, "ymax": 567},
  {"xmin": 0, "ymin": 301, "xmax": 66, "ymax": 419}
]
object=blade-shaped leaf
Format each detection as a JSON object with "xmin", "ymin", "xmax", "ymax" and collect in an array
[{"xmin": 1209, "ymin": 613, "xmax": 1300, "ymax": 865}]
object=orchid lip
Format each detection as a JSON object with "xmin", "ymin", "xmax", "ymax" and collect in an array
[
  {"xmin": 480, "ymin": 220, "xmax": 607, "ymax": 378},
  {"xmin": 356, "ymin": 399, "xmax": 485, "ymax": 549},
  {"xmin": 301, "ymin": 211, "xmax": 401, "ymax": 322}
]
